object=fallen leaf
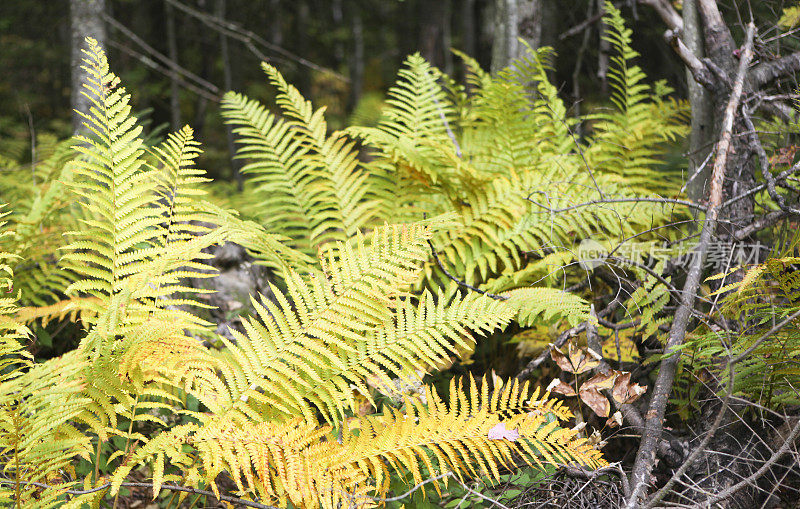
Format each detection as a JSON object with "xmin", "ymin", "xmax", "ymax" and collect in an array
[
  {"xmin": 550, "ymin": 340, "xmax": 600, "ymax": 374},
  {"xmin": 547, "ymin": 378, "xmax": 577, "ymax": 396},
  {"xmin": 487, "ymin": 422, "xmax": 520, "ymax": 442},
  {"xmin": 612, "ymin": 372, "xmax": 648, "ymax": 404},
  {"xmin": 581, "ymin": 371, "xmax": 619, "ymax": 392},
  {"xmin": 579, "ymin": 385, "xmax": 611, "ymax": 417}
]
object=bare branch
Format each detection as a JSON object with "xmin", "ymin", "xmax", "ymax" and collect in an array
[
  {"xmin": 163, "ymin": 0, "xmax": 348, "ymax": 82},
  {"xmin": 703, "ymin": 416, "xmax": 800, "ymax": 507},
  {"xmin": 516, "ymin": 297, "xmax": 623, "ymax": 381},
  {"xmin": 106, "ymin": 40, "xmax": 220, "ymax": 102},
  {"xmin": 741, "ymin": 107, "xmax": 800, "ymax": 216},
  {"xmin": 749, "ymin": 51, "xmax": 800, "ymax": 88},
  {"xmin": 733, "ymin": 210, "xmax": 791, "ymax": 241},
  {"xmin": 664, "ymin": 29, "xmax": 715, "ymax": 89},
  {"xmin": 104, "ymin": 14, "xmax": 220, "ymax": 95},
  {"xmin": 527, "ymin": 194, "xmax": 707, "ymax": 213},
  {"xmin": 637, "ymin": 0, "xmax": 683, "ymax": 32},
  {"xmin": 426, "ymin": 240, "xmax": 508, "ymax": 301},
  {"xmin": 625, "ymin": 23, "xmax": 756, "ymax": 509}
]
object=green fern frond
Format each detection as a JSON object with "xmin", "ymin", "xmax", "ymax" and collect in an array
[
  {"xmin": 184, "ymin": 219, "xmax": 513, "ymax": 425},
  {"xmin": 222, "ymin": 64, "xmax": 381, "ymax": 253},
  {"xmin": 502, "ymin": 287, "xmax": 591, "ymax": 327}
]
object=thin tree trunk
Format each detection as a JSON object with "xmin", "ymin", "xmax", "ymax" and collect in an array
[
  {"xmin": 165, "ymin": 1, "xmax": 181, "ymax": 131},
  {"xmin": 491, "ymin": 0, "xmax": 550, "ymax": 74},
  {"xmin": 193, "ymin": 0, "xmax": 212, "ymax": 136},
  {"xmin": 462, "ymin": 0, "xmax": 477, "ymax": 59},
  {"xmin": 597, "ymin": 0, "xmax": 610, "ymax": 95},
  {"xmin": 491, "ymin": 0, "xmax": 519, "ymax": 74},
  {"xmin": 269, "ymin": 0, "xmax": 283, "ymax": 46},
  {"xmin": 70, "ymin": 0, "xmax": 106, "ymax": 135},
  {"xmin": 442, "ymin": 0, "xmax": 454, "ymax": 76},
  {"xmin": 518, "ymin": 0, "xmax": 542, "ymax": 50},
  {"xmin": 684, "ymin": 0, "xmax": 714, "ymax": 203},
  {"xmin": 216, "ymin": 0, "xmax": 244, "ymax": 191},
  {"xmin": 419, "ymin": 0, "xmax": 446, "ymax": 67},
  {"xmin": 348, "ymin": 1, "xmax": 364, "ymax": 110}
]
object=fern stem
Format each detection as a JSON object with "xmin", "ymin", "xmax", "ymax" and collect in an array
[
  {"xmin": 92, "ymin": 436, "xmax": 104, "ymax": 488},
  {"xmin": 113, "ymin": 394, "xmax": 140, "ymax": 509},
  {"xmin": 13, "ymin": 413, "xmax": 20, "ymax": 509}
]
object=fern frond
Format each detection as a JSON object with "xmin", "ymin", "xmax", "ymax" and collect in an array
[
  {"xmin": 130, "ymin": 377, "xmax": 602, "ymax": 509},
  {"xmin": 502, "ymin": 287, "xmax": 591, "ymax": 327}
]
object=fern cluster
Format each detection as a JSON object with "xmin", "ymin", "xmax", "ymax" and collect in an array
[
  {"xmin": 687, "ymin": 231, "xmax": 800, "ymax": 407},
  {"xmin": 222, "ymin": 2, "xmax": 689, "ymax": 343},
  {"xmin": 0, "ymin": 37, "xmax": 612, "ymax": 508}
]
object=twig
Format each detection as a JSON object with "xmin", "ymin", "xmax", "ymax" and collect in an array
[
  {"xmin": 163, "ymin": 0, "xmax": 348, "ymax": 82},
  {"xmin": 0, "ymin": 480, "xmax": 277, "ymax": 509},
  {"xmin": 663, "ymin": 29, "xmax": 715, "ymax": 89},
  {"xmin": 563, "ymin": 463, "xmax": 631, "ymax": 498},
  {"xmin": 637, "ymin": 0, "xmax": 683, "ymax": 31},
  {"xmin": 559, "ymin": 7, "xmax": 608, "ymax": 40},
  {"xmin": 741, "ymin": 107, "xmax": 800, "ymax": 216},
  {"xmin": 104, "ymin": 14, "xmax": 220, "ymax": 95},
  {"xmin": 526, "ymin": 195, "xmax": 707, "ymax": 213},
  {"xmin": 427, "ymin": 240, "xmax": 507, "ymax": 301},
  {"xmin": 624, "ymin": 22, "xmax": 756, "ymax": 509},
  {"xmin": 722, "ymin": 162, "xmax": 800, "ymax": 209},
  {"xmin": 366, "ymin": 472, "xmax": 511, "ymax": 509},
  {"xmin": 733, "ymin": 209, "xmax": 791, "ymax": 241},
  {"xmin": 701, "ymin": 416, "xmax": 800, "ymax": 507},
  {"xmin": 516, "ymin": 297, "xmax": 622, "ymax": 380},
  {"xmin": 107, "ymin": 41, "xmax": 221, "ymax": 102},
  {"xmin": 645, "ymin": 308, "xmax": 800, "ymax": 507}
]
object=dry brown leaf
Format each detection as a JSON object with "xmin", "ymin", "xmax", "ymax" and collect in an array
[
  {"xmin": 547, "ymin": 378, "xmax": 577, "ymax": 397},
  {"xmin": 579, "ymin": 385, "xmax": 611, "ymax": 417},
  {"xmin": 606, "ymin": 411, "xmax": 623, "ymax": 428},
  {"xmin": 581, "ymin": 371, "xmax": 619, "ymax": 391},
  {"xmin": 612, "ymin": 372, "xmax": 648, "ymax": 404},
  {"xmin": 550, "ymin": 341, "xmax": 600, "ymax": 374}
]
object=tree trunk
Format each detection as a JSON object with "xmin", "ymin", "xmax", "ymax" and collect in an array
[
  {"xmin": 597, "ymin": 0, "xmax": 610, "ymax": 94},
  {"xmin": 165, "ymin": 1, "xmax": 181, "ymax": 131},
  {"xmin": 491, "ymin": 0, "xmax": 519, "ymax": 74},
  {"xmin": 193, "ymin": 0, "xmax": 212, "ymax": 136},
  {"xmin": 216, "ymin": 0, "xmax": 244, "ymax": 191},
  {"xmin": 491, "ymin": 0, "xmax": 549, "ymax": 74},
  {"xmin": 348, "ymin": 0, "xmax": 364, "ymax": 110},
  {"xmin": 442, "ymin": 0, "xmax": 454, "ymax": 76},
  {"xmin": 697, "ymin": 2, "xmax": 755, "ymax": 233},
  {"xmin": 683, "ymin": 0, "xmax": 713, "ymax": 204},
  {"xmin": 461, "ymin": 0, "xmax": 477, "ymax": 60},
  {"xmin": 418, "ymin": 0, "xmax": 447, "ymax": 67},
  {"xmin": 70, "ymin": 0, "xmax": 106, "ymax": 135}
]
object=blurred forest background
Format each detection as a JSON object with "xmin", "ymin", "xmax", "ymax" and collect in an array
[{"xmin": 0, "ymin": 0, "xmax": 724, "ymax": 179}]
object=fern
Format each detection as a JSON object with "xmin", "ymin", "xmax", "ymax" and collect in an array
[
  {"xmin": 221, "ymin": 64, "xmax": 381, "ymax": 254},
  {"xmin": 0, "ymin": 38, "xmax": 621, "ymax": 509}
]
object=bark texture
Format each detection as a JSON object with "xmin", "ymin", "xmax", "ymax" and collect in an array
[
  {"xmin": 70, "ymin": 0, "xmax": 106, "ymax": 135},
  {"xmin": 491, "ymin": 0, "xmax": 552, "ymax": 74},
  {"xmin": 683, "ymin": 0, "xmax": 713, "ymax": 203}
]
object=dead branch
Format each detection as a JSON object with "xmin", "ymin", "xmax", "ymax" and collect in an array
[
  {"xmin": 749, "ymin": 51, "xmax": 800, "ymax": 88},
  {"xmin": 624, "ymin": 22, "xmax": 756, "ymax": 509},
  {"xmin": 637, "ymin": 0, "xmax": 682, "ymax": 32},
  {"xmin": 163, "ymin": 0, "xmax": 348, "ymax": 82}
]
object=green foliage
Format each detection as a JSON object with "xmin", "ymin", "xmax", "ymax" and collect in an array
[
  {"xmin": 687, "ymin": 233, "xmax": 800, "ymax": 408},
  {"xmin": 0, "ymin": 38, "xmax": 608, "ymax": 509}
]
